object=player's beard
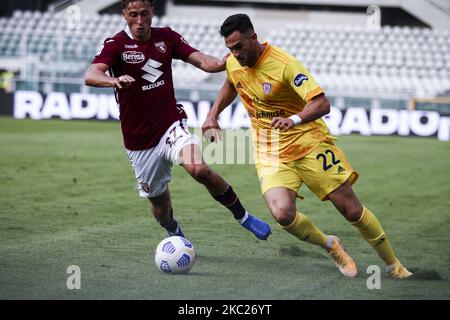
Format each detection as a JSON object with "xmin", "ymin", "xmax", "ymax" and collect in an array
[
  {"xmin": 237, "ymin": 57, "xmax": 247, "ymax": 66},
  {"xmin": 243, "ymin": 51, "xmax": 258, "ymax": 67}
]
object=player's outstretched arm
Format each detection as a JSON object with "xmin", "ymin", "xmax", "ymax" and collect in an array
[
  {"xmin": 85, "ymin": 63, "xmax": 135, "ymax": 89},
  {"xmin": 203, "ymin": 80, "xmax": 238, "ymax": 142},
  {"xmin": 186, "ymin": 51, "xmax": 227, "ymax": 73},
  {"xmin": 271, "ymin": 93, "xmax": 330, "ymax": 131}
]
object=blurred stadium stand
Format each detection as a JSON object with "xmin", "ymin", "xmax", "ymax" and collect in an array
[
  {"xmin": 0, "ymin": 0, "xmax": 449, "ymax": 112},
  {"xmin": 0, "ymin": 0, "xmax": 54, "ymax": 16},
  {"xmin": 270, "ymin": 23, "xmax": 450, "ymax": 98}
]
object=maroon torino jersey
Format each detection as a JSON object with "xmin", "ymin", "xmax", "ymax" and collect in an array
[{"xmin": 92, "ymin": 26, "xmax": 198, "ymax": 150}]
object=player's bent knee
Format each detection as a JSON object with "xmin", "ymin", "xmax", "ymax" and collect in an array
[
  {"xmin": 345, "ymin": 205, "xmax": 363, "ymax": 222},
  {"xmin": 270, "ymin": 205, "xmax": 296, "ymax": 226},
  {"xmin": 188, "ymin": 164, "xmax": 212, "ymax": 184},
  {"xmin": 276, "ymin": 214, "xmax": 296, "ymax": 226}
]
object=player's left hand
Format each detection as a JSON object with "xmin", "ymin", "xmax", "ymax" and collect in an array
[
  {"xmin": 218, "ymin": 53, "xmax": 231, "ymax": 70},
  {"xmin": 271, "ymin": 117, "xmax": 295, "ymax": 131},
  {"xmin": 202, "ymin": 116, "xmax": 222, "ymax": 142},
  {"xmin": 116, "ymin": 75, "xmax": 135, "ymax": 89}
]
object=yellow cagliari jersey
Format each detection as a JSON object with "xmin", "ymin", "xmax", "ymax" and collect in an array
[{"xmin": 226, "ymin": 43, "xmax": 335, "ymax": 162}]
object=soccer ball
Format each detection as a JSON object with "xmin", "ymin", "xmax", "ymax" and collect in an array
[{"xmin": 154, "ymin": 236, "xmax": 196, "ymax": 274}]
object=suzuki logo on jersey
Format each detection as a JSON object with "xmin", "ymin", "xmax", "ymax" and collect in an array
[
  {"xmin": 122, "ymin": 51, "xmax": 145, "ymax": 64},
  {"xmin": 141, "ymin": 58, "xmax": 164, "ymax": 84},
  {"xmin": 294, "ymin": 73, "xmax": 308, "ymax": 87}
]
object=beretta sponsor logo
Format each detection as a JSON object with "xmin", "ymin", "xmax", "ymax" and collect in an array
[{"xmin": 121, "ymin": 51, "xmax": 145, "ymax": 64}]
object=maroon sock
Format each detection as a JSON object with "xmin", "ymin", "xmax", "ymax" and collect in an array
[
  {"xmin": 158, "ymin": 210, "xmax": 178, "ymax": 233},
  {"xmin": 213, "ymin": 185, "xmax": 246, "ymax": 220}
]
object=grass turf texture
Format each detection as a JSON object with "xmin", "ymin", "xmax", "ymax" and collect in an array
[{"xmin": 0, "ymin": 117, "xmax": 449, "ymax": 299}]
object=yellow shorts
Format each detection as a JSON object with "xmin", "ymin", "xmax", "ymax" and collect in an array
[{"xmin": 255, "ymin": 142, "xmax": 359, "ymax": 200}]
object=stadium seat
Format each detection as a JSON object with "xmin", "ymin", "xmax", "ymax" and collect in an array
[
  {"xmin": 265, "ymin": 22, "xmax": 450, "ymax": 97},
  {"xmin": 0, "ymin": 10, "xmax": 449, "ymax": 97}
]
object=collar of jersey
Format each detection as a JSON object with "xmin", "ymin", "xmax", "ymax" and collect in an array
[
  {"xmin": 124, "ymin": 25, "xmax": 152, "ymax": 42},
  {"xmin": 124, "ymin": 25, "xmax": 134, "ymax": 40}
]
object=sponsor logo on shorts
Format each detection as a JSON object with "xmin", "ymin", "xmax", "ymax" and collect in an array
[
  {"xmin": 294, "ymin": 73, "xmax": 308, "ymax": 87},
  {"xmin": 165, "ymin": 126, "xmax": 183, "ymax": 148},
  {"xmin": 337, "ymin": 166, "xmax": 346, "ymax": 173},
  {"xmin": 122, "ymin": 51, "xmax": 145, "ymax": 64},
  {"xmin": 139, "ymin": 182, "xmax": 150, "ymax": 193}
]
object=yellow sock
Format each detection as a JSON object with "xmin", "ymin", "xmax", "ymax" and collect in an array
[
  {"xmin": 281, "ymin": 212, "xmax": 328, "ymax": 248},
  {"xmin": 351, "ymin": 207, "xmax": 397, "ymax": 265}
]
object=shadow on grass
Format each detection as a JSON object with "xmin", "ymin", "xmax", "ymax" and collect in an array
[
  {"xmin": 279, "ymin": 245, "xmax": 325, "ymax": 259},
  {"xmin": 408, "ymin": 268, "xmax": 444, "ymax": 281}
]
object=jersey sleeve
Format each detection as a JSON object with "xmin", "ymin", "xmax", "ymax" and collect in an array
[
  {"xmin": 170, "ymin": 28, "xmax": 198, "ymax": 61},
  {"xmin": 284, "ymin": 60, "xmax": 323, "ymax": 102},
  {"xmin": 92, "ymin": 38, "xmax": 120, "ymax": 66}
]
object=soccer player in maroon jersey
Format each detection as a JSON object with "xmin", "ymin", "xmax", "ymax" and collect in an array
[{"xmin": 84, "ymin": 0, "xmax": 271, "ymax": 240}]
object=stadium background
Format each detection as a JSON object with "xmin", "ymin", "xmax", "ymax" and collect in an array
[{"xmin": 0, "ymin": 0, "xmax": 449, "ymax": 301}]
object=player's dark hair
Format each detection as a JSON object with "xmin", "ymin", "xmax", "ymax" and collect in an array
[
  {"xmin": 121, "ymin": 0, "xmax": 154, "ymax": 10},
  {"xmin": 220, "ymin": 14, "xmax": 254, "ymax": 37}
]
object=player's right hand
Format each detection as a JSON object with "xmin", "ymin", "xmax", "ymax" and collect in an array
[
  {"xmin": 271, "ymin": 117, "xmax": 295, "ymax": 131},
  {"xmin": 202, "ymin": 117, "xmax": 222, "ymax": 142},
  {"xmin": 113, "ymin": 75, "xmax": 135, "ymax": 89}
]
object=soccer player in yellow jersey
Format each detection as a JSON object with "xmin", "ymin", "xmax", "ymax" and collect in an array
[{"xmin": 203, "ymin": 14, "xmax": 412, "ymax": 279}]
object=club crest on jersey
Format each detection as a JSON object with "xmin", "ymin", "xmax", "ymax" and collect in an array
[
  {"xmin": 154, "ymin": 41, "xmax": 166, "ymax": 53},
  {"xmin": 262, "ymin": 82, "xmax": 272, "ymax": 95},
  {"xmin": 122, "ymin": 51, "xmax": 145, "ymax": 64},
  {"xmin": 294, "ymin": 73, "xmax": 308, "ymax": 87}
]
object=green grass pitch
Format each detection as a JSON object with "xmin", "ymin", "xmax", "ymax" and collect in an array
[{"xmin": 0, "ymin": 117, "xmax": 449, "ymax": 299}]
